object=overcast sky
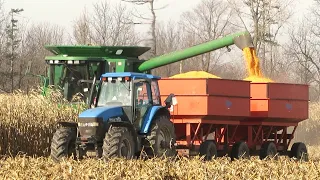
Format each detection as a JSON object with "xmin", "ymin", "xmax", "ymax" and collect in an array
[
  {"xmin": 3, "ymin": 0, "xmax": 314, "ymax": 34},
  {"xmin": 1, "ymin": 0, "xmax": 315, "ymax": 66}
]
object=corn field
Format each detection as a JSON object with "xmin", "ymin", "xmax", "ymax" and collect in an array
[
  {"xmin": 0, "ymin": 90, "xmax": 320, "ymax": 179},
  {"xmin": 0, "ymin": 89, "xmax": 85, "ymax": 156}
]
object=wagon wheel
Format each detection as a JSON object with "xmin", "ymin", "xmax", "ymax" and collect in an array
[
  {"xmin": 289, "ymin": 142, "xmax": 308, "ymax": 161},
  {"xmin": 259, "ymin": 141, "xmax": 278, "ymax": 160},
  {"xmin": 199, "ymin": 140, "xmax": 217, "ymax": 160},
  {"xmin": 230, "ymin": 141, "xmax": 250, "ymax": 161}
]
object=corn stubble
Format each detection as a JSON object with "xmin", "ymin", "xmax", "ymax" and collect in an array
[
  {"xmin": 1, "ymin": 89, "xmax": 320, "ymax": 179},
  {"xmin": 0, "ymin": 156, "xmax": 319, "ymax": 179}
]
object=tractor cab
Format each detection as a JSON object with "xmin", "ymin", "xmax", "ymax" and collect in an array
[{"xmin": 91, "ymin": 72, "xmax": 165, "ymax": 132}]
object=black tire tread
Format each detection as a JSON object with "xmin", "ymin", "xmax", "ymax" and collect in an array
[
  {"xmin": 145, "ymin": 115, "xmax": 176, "ymax": 157},
  {"xmin": 259, "ymin": 141, "xmax": 278, "ymax": 160},
  {"xmin": 50, "ymin": 127, "xmax": 76, "ymax": 162},
  {"xmin": 231, "ymin": 141, "xmax": 250, "ymax": 160},
  {"xmin": 199, "ymin": 140, "xmax": 217, "ymax": 160},
  {"xmin": 102, "ymin": 126, "xmax": 135, "ymax": 159},
  {"xmin": 290, "ymin": 142, "xmax": 308, "ymax": 161}
]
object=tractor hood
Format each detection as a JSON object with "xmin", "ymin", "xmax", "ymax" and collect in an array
[{"xmin": 79, "ymin": 106, "xmax": 124, "ymax": 121}]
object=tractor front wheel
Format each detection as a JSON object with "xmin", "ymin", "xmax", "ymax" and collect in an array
[
  {"xmin": 145, "ymin": 115, "xmax": 176, "ymax": 157},
  {"xmin": 50, "ymin": 127, "xmax": 77, "ymax": 162},
  {"xmin": 102, "ymin": 126, "xmax": 135, "ymax": 159}
]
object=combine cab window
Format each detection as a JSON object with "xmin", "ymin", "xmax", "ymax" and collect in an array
[{"xmin": 48, "ymin": 61, "xmax": 104, "ymax": 101}]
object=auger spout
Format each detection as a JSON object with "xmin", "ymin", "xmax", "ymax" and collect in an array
[{"xmin": 138, "ymin": 31, "xmax": 253, "ymax": 72}]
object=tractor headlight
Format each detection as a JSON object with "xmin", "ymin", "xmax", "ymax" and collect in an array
[{"xmin": 78, "ymin": 122, "xmax": 99, "ymax": 127}]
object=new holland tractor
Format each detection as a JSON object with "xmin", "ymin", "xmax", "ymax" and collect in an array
[{"xmin": 50, "ymin": 72, "xmax": 177, "ymax": 161}]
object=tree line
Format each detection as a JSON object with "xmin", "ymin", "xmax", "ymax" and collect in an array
[{"xmin": 0, "ymin": 0, "xmax": 319, "ymax": 101}]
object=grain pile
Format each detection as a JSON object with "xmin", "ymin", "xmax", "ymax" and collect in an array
[
  {"xmin": 0, "ymin": 89, "xmax": 85, "ymax": 156},
  {"xmin": 170, "ymin": 71, "xmax": 221, "ymax": 78},
  {"xmin": 0, "ymin": 156, "xmax": 319, "ymax": 179}
]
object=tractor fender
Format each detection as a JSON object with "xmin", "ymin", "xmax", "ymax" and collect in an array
[
  {"xmin": 108, "ymin": 121, "xmax": 141, "ymax": 152},
  {"xmin": 140, "ymin": 106, "xmax": 170, "ymax": 134}
]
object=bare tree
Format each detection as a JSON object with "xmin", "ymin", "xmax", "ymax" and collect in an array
[
  {"xmin": 285, "ymin": 20, "xmax": 320, "ymax": 101},
  {"xmin": 90, "ymin": 1, "xmax": 138, "ymax": 46},
  {"xmin": 0, "ymin": 1, "xmax": 9, "ymax": 92},
  {"xmin": 179, "ymin": 0, "xmax": 235, "ymax": 73},
  {"xmin": 73, "ymin": 9, "xmax": 92, "ymax": 45},
  {"xmin": 21, "ymin": 23, "xmax": 65, "ymax": 91},
  {"xmin": 228, "ymin": 0, "xmax": 294, "ymax": 78},
  {"xmin": 122, "ymin": 0, "xmax": 168, "ymax": 57},
  {"xmin": 152, "ymin": 20, "xmax": 182, "ymax": 77}
]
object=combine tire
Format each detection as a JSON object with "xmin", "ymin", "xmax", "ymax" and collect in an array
[
  {"xmin": 199, "ymin": 140, "xmax": 217, "ymax": 160},
  {"xmin": 259, "ymin": 142, "xmax": 278, "ymax": 160},
  {"xmin": 230, "ymin": 141, "xmax": 250, "ymax": 160},
  {"xmin": 145, "ymin": 115, "xmax": 176, "ymax": 157},
  {"xmin": 289, "ymin": 142, "xmax": 308, "ymax": 161},
  {"xmin": 50, "ymin": 127, "xmax": 77, "ymax": 162},
  {"xmin": 102, "ymin": 126, "xmax": 135, "ymax": 159}
]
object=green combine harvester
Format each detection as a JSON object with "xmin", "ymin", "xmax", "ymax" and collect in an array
[{"xmin": 43, "ymin": 31, "xmax": 253, "ymax": 103}]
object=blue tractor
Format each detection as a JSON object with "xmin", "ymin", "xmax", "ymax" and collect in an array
[{"xmin": 50, "ymin": 72, "xmax": 177, "ymax": 161}]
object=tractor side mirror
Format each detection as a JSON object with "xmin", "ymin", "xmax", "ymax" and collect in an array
[{"xmin": 164, "ymin": 93, "xmax": 177, "ymax": 108}]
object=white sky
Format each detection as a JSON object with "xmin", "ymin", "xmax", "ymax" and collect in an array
[
  {"xmin": 3, "ymin": 0, "xmax": 314, "ymax": 36},
  {"xmin": 1, "ymin": 0, "xmax": 315, "ymax": 69},
  {"xmin": 2, "ymin": 0, "xmax": 315, "ymax": 62}
]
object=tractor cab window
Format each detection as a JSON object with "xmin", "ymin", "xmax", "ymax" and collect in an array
[
  {"xmin": 151, "ymin": 80, "xmax": 160, "ymax": 105},
  {"xmin": 134, "ymin": 80, "xmax": 152, "ymax": 129},
  {"xmin": 97, "ymin": 80, "xmax": 132, "ymax": 107}
]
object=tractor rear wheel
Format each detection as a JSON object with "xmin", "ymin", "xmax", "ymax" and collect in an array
[
  {"xmin": 145, "ymin": 115, "xmax": 176, "ymax": 157},
  {"xmin": 50, "ymin": 127, "xmax": 77, "ymax": 162},
  {"xmin": 259, "ymin": 142, "xmax": 278, "ymax": 160},
  {"xmin": 102, "ymin": 126, "xmax": 135, "ymax": 159},
  {"xmin": 199, "ymin": 140, "xmax": 217, "ymax": 160},
  {"xmin": 230, "ymin": 141, "xmax": 250, "ymax": 160},
  {"xmin": 289, "ymin": 142, "xmax": 308, "ymax": 161}
]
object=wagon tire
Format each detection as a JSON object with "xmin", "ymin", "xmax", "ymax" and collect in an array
[
  {"xmin": 50, "ymin": 127, "xmax": 77, "ymax": 162},
  {"xmin": 199, "ymin": 140, "xmax": 217, "ymax": 160},
  {"xmin": 259, "ymin": 141, "xmax": 278, "ymax": 160},
  {"xmin": 102, "ymin": 126, "xmax": 135, "ymax": 160},
  {"xmin": 145, "ymin": 115, "xmax": 176, "ymax": 158},
  {"xmin": 230, "ymin": 141, "xmax": 250, "ymax": 160},
  {"xmin": 290, "ymin": 142, "xmax": 308, "ymax": 161}
]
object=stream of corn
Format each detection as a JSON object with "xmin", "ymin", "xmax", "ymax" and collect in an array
[{"xmin": 170, "ymin": 46, "xmax": 273, "ymax": 83}]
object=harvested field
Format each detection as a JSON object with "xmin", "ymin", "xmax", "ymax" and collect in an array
[
  {"xmin": 0, "ymin": 154, "xmax": 319, "ymax": 179},
  {"xmin": 0, "ymin": 90, "xmax": 320, "ymax": 179}
]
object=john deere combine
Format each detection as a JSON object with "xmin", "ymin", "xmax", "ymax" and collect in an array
[{"xmin": 44, "ymin": 31, "xmax": 253, "ymax": 103}]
